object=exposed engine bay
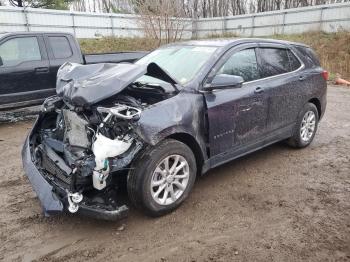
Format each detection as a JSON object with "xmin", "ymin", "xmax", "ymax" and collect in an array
[{"xmin": 28, "ymin": 62, "xmax": 179, "ymax": 218}]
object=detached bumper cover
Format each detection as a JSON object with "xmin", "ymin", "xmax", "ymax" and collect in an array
[{"xmin": 21, "ymin": 127, "xmax": 128, "ymax": 221}]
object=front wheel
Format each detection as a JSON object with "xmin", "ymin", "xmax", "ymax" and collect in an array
[
  {"xmin": 287, "ymin": 103, "xmax": 319, "ymax": 148},
  {"xmin": 127, "ymin": 139, "xmax": 196, "ymax": 217}
]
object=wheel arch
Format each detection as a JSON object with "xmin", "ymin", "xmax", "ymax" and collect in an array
[
  {"xmin": 166, "ymin": 132, "xmax": 205, "ymax": 175},
  {"xmin": 308, "ymin": 98, "xmax": 321, "ymax": 118}
]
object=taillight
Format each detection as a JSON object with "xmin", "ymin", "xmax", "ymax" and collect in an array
[{"xmin": 321, "ymin": 70, "xmax": 329, "ymax": 81}]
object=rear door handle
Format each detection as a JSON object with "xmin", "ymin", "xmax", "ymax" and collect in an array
[
  {"xmin": 299, "ymin": 75, "xmax": 305, "ymax": 81},
  {"xmin": 254, "ymin": 87, "xmax": 264, "ymax": 94},
  {"xmin": 35, "ymin": 67, "xmax": 49, "ymax": 74}
]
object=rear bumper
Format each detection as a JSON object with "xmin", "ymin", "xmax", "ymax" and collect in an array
[{"xmin": 21, "ymin": 122, "xmax": 128, "ymax": 221}]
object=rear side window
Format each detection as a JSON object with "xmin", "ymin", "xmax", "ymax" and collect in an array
[
  {"xmin": 49, "ymin": 36, "xmax": 72, "ymax": 59},
  {"xmin": 217, "ymin": 48, "xmax": 260, "ymax": 82},
  {"xmin": 0, "ymin": 37, "xmax": 41, "ymax": 67},
  {"xmin": 294, "ymin": 46, "xmax": 320, "ymax": 67},
  {"xmin": 258, "ymin": 48, "xmax": 290, "ymax": 77}
]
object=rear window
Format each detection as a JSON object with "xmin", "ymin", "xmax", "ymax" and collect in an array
[
  {"xmin": 49, "ymin": 36, "xmax": 72, "ymax": 59},
  {"xmin": 294, "ymin": 46, "xmax": 320, "ymax": 67}
]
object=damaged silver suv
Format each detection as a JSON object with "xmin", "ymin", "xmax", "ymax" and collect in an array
[{"xmin": 22, "ymin": 39, "xmax": 327, "ymax": 220}]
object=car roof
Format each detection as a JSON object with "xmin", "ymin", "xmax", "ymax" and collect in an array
[
  {"xmin": 170, "ymin": 38, "xmax": 309, "ymax": 48},
  {"xmin": 0, "ymin": 31, "xmax": 74, "ymax": 38}
]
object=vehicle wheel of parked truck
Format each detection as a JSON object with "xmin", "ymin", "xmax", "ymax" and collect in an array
[
  {"xmin": 127, "ymin": 139, "xmax": 197, "ymax": 216},
  {"xmin": 288, "ymin": 102, "xmax": 319, "ymax": 148}
]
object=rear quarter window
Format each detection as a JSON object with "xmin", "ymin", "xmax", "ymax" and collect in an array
[
  {"xmin": 49, "ymin": 36, "xmax": 73, "ymax": 59},
  {"xmin": 294, "ymin": 46, "xmax": 320, "ymax": 68},
  {"xmin": 287, "ymin": 50, "xmax": 302, "ymax": 71}
]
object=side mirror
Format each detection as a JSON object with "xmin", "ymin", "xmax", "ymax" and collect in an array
[
  {"xmin": 0, "ymin": 56, "xmax": 3, "ymax": 66},
  {"xmin": 204, "ymin": 74, "xmax": 244, "ymax": 91}
]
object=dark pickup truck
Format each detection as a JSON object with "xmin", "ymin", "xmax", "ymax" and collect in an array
[{"xmin": 0, "ymin": 32, "xmax": 147, "ymax": 109}]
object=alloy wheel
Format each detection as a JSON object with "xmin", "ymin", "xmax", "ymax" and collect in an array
[
  {"xmin": 150, "ymin": 154, "xmax": 190, "ymax": 206},
  {"xmin": 300, "ymin": 110, "xmax": 316, "ymax": 142}
]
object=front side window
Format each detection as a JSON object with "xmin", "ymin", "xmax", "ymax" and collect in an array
[
  {"xmin": 0, "ymin": 37, "xmax": 41, "ymax": 67},
  {"xmin": 49, "ymin": 36, "xmax": 73, "ymax": 59},
  {"xmin": 217, "ymin": 48, "xmax": 260, "ymax": 82}
]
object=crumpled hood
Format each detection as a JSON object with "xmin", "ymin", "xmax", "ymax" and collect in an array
[{"xmin": 56, "ymin": 62, "xmax": 178, "ymax": 107}]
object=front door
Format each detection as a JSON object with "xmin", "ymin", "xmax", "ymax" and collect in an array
[
  {"xmin": 204, "ymin": 44, "xmax": 268, "ymax": 164},
  {"xmin": 0, "ymin": 35, "xmax": 51, "ymax": 108}
]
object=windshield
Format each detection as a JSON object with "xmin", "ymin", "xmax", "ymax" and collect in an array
[{"xmin": 136, "ymin": 45, "xmax": 217, "ymax": 85}]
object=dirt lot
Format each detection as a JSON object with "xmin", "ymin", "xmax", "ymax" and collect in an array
[{"xmin": 0, "ymin": 85, "xmax": 349, "ymax": 262}]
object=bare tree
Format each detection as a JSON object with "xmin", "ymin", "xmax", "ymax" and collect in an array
[{"xmin": 136, "ymin": 0, "xmax": 188, "ymax": 45}]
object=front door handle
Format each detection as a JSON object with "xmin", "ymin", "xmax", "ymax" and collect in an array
[
  {"xmin": 241, "ymin": 106, "xmax": 252, "ymax": 112},
  {"xmin": 254, "ymin": 87, "xmax": 264, "ymax": 94},
  {"xmin": 35, "ymin": 67, "xmax": 49, "ymax": 74}
]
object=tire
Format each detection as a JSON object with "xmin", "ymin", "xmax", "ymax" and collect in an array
[
  {"xmin": 127, "ymin": 139, "xmax": 197, "ymax": 217},
  {"xmin": 287, "ymin": 102, "xmax": 319, "ymax": 148}
]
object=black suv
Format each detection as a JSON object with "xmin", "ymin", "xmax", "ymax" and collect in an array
[{"xmin": 22, "ymin": 38, "xmax": 327, "ymax": 220}]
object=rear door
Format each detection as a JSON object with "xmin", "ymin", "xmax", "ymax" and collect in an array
[
  {"xmin": 204, "ymin": 44, "xmax": 269, "ymax": 164},
  {"xmin": 0, "ymin": 34, "xmax": 52, "ymax": 107},
  {"xmin": 43, "ymin": 34, "xmax": 83, "ymax": 89},
  {"xmin": 256, "ymin": 44, "xmax": 304, "ymax": 134}
]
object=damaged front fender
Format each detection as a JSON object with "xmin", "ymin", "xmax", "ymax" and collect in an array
[{"xmin": 133, "ymin": 91, "xmax": 208, "ymax": 163}]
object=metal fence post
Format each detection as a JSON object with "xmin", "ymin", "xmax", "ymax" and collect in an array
[
  {"xmin": 223, "ymin": 16, "xmax": 227, "ymax": 36},
  {"xmin": 71, "ymin": 12, "xmax": 76, "ymax": 37},
  {"xmin": 251, "ymin": 15, "xmax": 255, "ymax": 36},
  {"xmin": 23, "ymin": 7, "xmax": 30, "ymax": 31},
  {"xmin": 110, "ymin": 15, "xmax": 115, "ymax": 37},
  {"xmin": 319, "ymin": 7, "xmax": 325, "ymax": 31},
  {"xmin": 191, "ymin": 18, "xmax": 198, "ymax": 39},
  {"xmin": 282, "ymin": 11, "xmax": 287, "ymax": 34}
]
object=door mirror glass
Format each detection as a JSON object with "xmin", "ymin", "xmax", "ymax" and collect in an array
[
  {"xmin": 0, "ymin": 56, "xmax": 3, "ymax": 66},
  {"xmin": 205, "ymin": 74, "xmax": 244, "ymax": 91}
]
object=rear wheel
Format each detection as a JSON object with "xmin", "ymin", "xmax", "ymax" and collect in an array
[
  {"xmin": 287, "ymin": 103, "xmax": 319, "ymax": 148},
  {"xmin": 127, "ymin": 139, "xmax": 196, "ymax": 217}
]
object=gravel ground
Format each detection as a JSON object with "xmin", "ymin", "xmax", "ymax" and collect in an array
[{"xmin": 0, "ymin": 85, "xmax": 349, "ymax": 262}]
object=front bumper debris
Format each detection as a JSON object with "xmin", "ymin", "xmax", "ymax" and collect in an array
[
  {"xmin": 21, "ymin": 127, "xmax": 129, "ymax": 221},
  {"xmin": 22, "ymin": 135, "xmax": 64, "ymax": 215}
]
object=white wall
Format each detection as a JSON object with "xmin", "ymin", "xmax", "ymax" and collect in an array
[
  {"xmin": 195, "ymin": 2, "xmax": 350, "ymax": 38},
  {"xmin": 0, "ymin": 2, "xmax": 349, "ymax": 39}
]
